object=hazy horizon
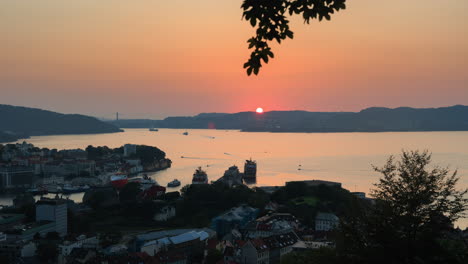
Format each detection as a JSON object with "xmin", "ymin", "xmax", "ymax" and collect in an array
[
  {"xmin": 3, "ymin": 103, "xmax": 468, "ymax": 121},
  {"xmin": 1, "ymin": 1, "xmax": 467, "ymax": 119}
]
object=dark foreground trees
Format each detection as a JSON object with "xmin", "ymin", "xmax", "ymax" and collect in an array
[
  {"xmin": 283, "ymin": 150, "xmax": 468, "ymax": 264},
  {"xmin": 341, "ymin": 150, "xmax": 468, "ymax": 264},
  {"xmin": 242, "ymin": 0, "xmax": 346, "ymax": 75}
]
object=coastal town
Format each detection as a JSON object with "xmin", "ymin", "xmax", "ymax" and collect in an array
[
  {"xmin": 0, "ymin": 142, "xmax": 467, "ymax": 264},
  {"xmin": 0, "ymin": 142, "xmax": 171, "ymax": 194},
  {"xmin": 0, "ymin": 142, "xmax": 345, "ymax": 263}
]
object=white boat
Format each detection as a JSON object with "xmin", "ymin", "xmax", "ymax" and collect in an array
[
  {"xmin": 129, "ymin": 174, "xmax": 158, "ymax": 189},
  {"xmin": 167, "ymin": 179, "xmax": 181, "ymax": 187}
]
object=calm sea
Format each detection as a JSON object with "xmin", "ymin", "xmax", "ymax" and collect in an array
[{"xmin": 1, "ymin": 129, "xmax": 467, "ymax": 227}]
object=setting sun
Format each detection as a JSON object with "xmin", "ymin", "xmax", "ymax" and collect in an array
[{"xmin": 256, "ymin": 107, "xmax": 264, "ymax": 113}]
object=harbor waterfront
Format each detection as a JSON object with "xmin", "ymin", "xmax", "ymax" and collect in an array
[{"xmin": 1, "ymin": 128, "xmax": 467, "ymax": 228}]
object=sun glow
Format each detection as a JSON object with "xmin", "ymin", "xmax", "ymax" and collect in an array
[{"xmin": 256, "ymin": 107, "xmax": 264, "ymax": 113}]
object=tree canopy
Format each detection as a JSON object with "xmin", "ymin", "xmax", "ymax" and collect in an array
[
  {"xmin": 242, "ymin": 0, "xmax": 346, "ymax": 75},
  {"xmin": 336, "ymin": 150, "xmax": 468, "ymax": 264},
  {"xmin": 282, "ymin": 150, "xmax": 468, "ymax": 264}
]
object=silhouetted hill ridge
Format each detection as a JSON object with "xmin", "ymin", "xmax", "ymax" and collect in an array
[
  {"xmin": 109, "ymin": 105, "xmax": 468, "ymax": 132},
  {"xmin": 0, "ymin": 104, "xmax": 122, "ymax": 142}
]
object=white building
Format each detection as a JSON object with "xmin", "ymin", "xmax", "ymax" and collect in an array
[
  {"xmin": 36, "ymin": 198, "xmax": 68, "ymax": 236},
  {"xmin": 315, "ymin": 213, "xmax": 339, "ymax": 231}
]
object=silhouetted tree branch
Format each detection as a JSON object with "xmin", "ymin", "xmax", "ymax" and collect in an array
[{"xmin": 242, "ymin": 0, "xmax": 346, "ymax": 75}]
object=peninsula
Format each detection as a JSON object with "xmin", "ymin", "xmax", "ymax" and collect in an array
[{"xmin": 0, "ymin": 105, "xmax": 122, "ymax": 143}]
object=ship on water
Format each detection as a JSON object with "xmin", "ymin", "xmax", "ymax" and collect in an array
[
  {"xmin": 167, "ymin": 179, "xmax": 181, "ymax": 187},
  {"xmin": 243, "ymin": 158, "xmax": 257, "ymax": 179},
  {"xmin": 128, "ymin": 174, "xmax": 158, "ymax": 190},
  {"xmin": 216, "ymin": 165, "xmax": 244, "ymax": 187},
  {"xmin": 110, "ymin": 174, "xmax": 128, "ymax": 189},
  {"xmin": 192, "ymin": 167, "xmax": 208, "ymax": 184}
]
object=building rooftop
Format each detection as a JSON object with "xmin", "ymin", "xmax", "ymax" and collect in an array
[
  {"xmin": 0, "ymin": 214, "xmax": 25, "ymax": 225},
  {"xmin": 214, "ymin": 205, "xmax": 258, "ymax": 222},
  {"xmin": 136, "ymin": 228, "xmax": 215, "ymax": 244},
  {"xmin": 315, "ymin": 212, "xmax": 339, "ymax": 222},
  {"xmin": 36, "ymin": 197, "xmax": 67, "ymax": 205},
  {"xmin": 169, "ymin": 231, "xmax": 209, "ymax": 244}
]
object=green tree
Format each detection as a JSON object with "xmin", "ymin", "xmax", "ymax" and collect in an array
[
  {"xmin": 131, "ymin": 145, "xmax": 166, "ymax": 165},
  {"xmin": 338, "ymin": 150, "xmax": 468, "ymax": 264},
  {"xmin": 242, "ymin": 0, "xmax": 346, "ymax": 75}
]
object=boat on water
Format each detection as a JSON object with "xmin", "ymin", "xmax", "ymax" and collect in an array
[
  {"xmin": 149, "ymin": 127, "xmax": 159, "ymax": 132},
  {"xmin": 192, "ymin": 167, "xmax": 208, "ymax": 184},
  {"xmin": 216, "ymin": 165, "xmax": 244, "ymax": 187},
  {"xmin": 183, "ymin": 131, "xmax": 189, "ymax": 135},
  {"xmin": 244, "ymin": 158, "xmax": 257, "ymax": 179},
  {"xmin": 167, "ymin": 179, "xmax": 181, "ymax": 187},
  {"xmin": 129, "ymin": 174, "xmax": 158, "ymax": 189},
  {"xmin": 110, "ymin": 174, "xmax": 128, "ymax": 189},
  {"xmin": 46, "ymin": 184, "xmax": 63, "ymax": 194}
]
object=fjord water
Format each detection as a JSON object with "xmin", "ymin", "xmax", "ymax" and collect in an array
[{"xmin": 6, "ymin": 129, "xmax": 468, "ymax": 227}]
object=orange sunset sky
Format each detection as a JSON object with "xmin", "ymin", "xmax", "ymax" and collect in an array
[{"xmin": 1, "ymin": 0, "xmax": 467, "ymax": 118}]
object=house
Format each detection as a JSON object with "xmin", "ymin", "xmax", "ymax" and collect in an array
[
  {"xmin": 243, "ymin": 213, "xmax": 300, "ymax": 239},
  {"xmin": 239, "ymin": 239, "xmax": 269, "ymax": 264},
  {"xmin": 262, "ymin": 232, "xmax": 299, "ymax": 264},
  {"xmin": 211, "ymin": 205, "xmax": 259, "ymax": 238},
  {"xmin": 315, "ymin": 213, "xmax": 339, "ymax": 231}
]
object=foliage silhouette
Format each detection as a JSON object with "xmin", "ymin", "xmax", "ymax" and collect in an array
[{"xmin": 242, "ymin": 0, "xmax": 346, "ymax": 75}]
